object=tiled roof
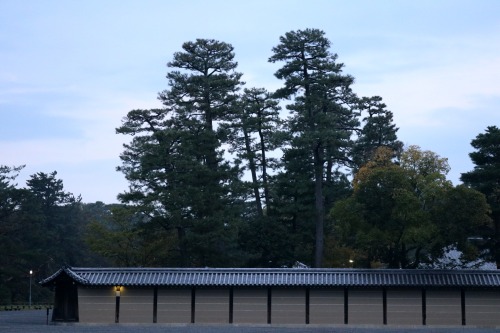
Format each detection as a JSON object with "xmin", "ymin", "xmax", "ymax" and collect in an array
[{"xmin": 39, "ymin": 267, "xmax": 500, "ymax": 288}]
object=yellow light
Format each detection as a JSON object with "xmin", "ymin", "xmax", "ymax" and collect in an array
[{"xmin": 115, "ymin": 286, "xmax": 121, "ymax": 292}]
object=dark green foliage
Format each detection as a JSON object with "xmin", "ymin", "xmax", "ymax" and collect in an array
[
  {"xmin": 239, "ymin": 215, "xmax": 296, "ymax": 267},
  {"xmin": 269, "ymin": 28, "xmax": 358, "ymax": 267},
  {"xmin": 0, "ymin": 168, "xmax": 101, "ymax": 304},
  {"xmin": 0, "ymin": 165, "xmax": 24, "ymax": 221},
  {"xmin": 0, "ymin": 165, "xmax": 25, "ymax": 304},
  {"xmin": 222, "ymin": 87, "xmax": 282, "ymax": 216},
  {"xmin": 353, "ymin": 96, "xmax": 403, "ymax": 169},
  {"xmin": 110, "ymin": 30, "xmax": 415, "ymax": 269},
  {"xmin": 116, "ymin": 39, "xmax": 245, "ymax": 267},
  {"xmin": 331, "ymin": 146, "xmax": 492, "ymax": 268},
  {"xmin": 461, "ymin": 126, "xmax": 500, "ymax": 268},
  {"xmin": 429, "ymin": 185, "xmax": 492, "ymax": 261},
  {"xmin": 85, "ymin": 204, "xmax": 160, "ymax": 266}
]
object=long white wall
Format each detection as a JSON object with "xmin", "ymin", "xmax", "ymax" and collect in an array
[{"xmin": 76, "ymin": 286, "xmax": 500, "ymax": 327}]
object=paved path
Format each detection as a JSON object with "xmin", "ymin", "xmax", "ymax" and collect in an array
[{"xmin": 1, "ymin": 310, "xmax": 499, "ymax": 333}]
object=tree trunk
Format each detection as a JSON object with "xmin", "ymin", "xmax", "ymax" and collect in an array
[
  {"xmin": 258, "ymin": 124, "xmax": 271, "ymax": 213},
  {"xmin": 177, "ymin": 226, "xmax": 187, "ymax": 267},
  {"xmin": 243, "ymin": 128, "xmax": 263, "ymax": 216},
  {"xmin": 495, "ymin": 213, "xmax": 500, "ymax": 269},
  {"xmin": 314, "ymin": 144, "xmax": 325, "ymax": 268},
  {"xmin": 203, "ymin": 91, "xmax": 218, "ymax": 173}
]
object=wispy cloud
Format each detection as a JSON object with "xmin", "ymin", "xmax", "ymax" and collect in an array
[{"xmin": 1, "ymin": 0, "xmax": 499, "ymax": 202}]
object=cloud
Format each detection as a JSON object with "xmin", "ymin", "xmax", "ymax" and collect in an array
[
  {"xmin": 2, "ymin": 0, "xmax": 499, "ymax": 202},
  {"xmin": 2, "ymin": 89, "xmax": 162, "ymax": 164},
  {"xmin": 348, "ymin": 31, "xmax": 500, "ymax": 129}
]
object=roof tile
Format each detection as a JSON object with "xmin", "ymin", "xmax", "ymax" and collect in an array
[{"xmin": 39, "ymin": 267, "xmax": 500, "ymax": 289}]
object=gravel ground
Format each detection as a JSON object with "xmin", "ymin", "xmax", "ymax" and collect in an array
[{"xmin": 1, "ymin": 310, "xmax": 499, "ymax": 333}]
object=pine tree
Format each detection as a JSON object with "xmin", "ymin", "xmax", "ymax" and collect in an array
[
  {"xmin": 223, "ymin": 87, "xmax": 282, "ymax": 216},
  {"xmin": 269, "ymin": 29, "xmax": 358, "ymax": 267},
  {"xmin": 353, "ymin": 96, "xmax": 403, "ymax": 169},
  {"xmin": 117, "ymin": 39, "xmax": 245, "ymax": 267}
]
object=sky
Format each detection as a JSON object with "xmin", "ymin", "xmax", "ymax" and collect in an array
[{"xmin": 1, "ymin": 0, "xmax": 500, "ymax": 203}]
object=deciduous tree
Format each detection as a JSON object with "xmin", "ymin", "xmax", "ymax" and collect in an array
[
  {"xmin": 331, "ymin": 146, "xmax": 491, "ymax": 268},
  {"xmin": 85, "ymin": 204, "xmax": 168, "ymax": 266}
]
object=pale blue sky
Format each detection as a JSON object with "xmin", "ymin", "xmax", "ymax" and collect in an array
[{"xmin": 1, "ymin": 0, "xmax": 499, "ymax": 203}]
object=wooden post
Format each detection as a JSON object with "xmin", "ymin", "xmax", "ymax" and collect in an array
[
  {"xmin": 267, "ymin": 287, "xmax": 272, "ymax": 324},
  {"xmin": 461, "ymin": 289, "xmax": 466, "ymax": 326},
  {"xmin": 422, "ymin": 288, "xmax": 426, "ymax": 326},
  {"xmin": 191, "ymin": 287, "xmax": 195, "ymax": 324},
  {"xmin": 229, "ymin": 287, "xmax": 234, "ymax": 324},
  {"xmin": 153, "ymin": 287, "xmax": 158, "ymax": 323},
  {"xmin": 344, "ymin": 287, "xmax": 348, "ymax": 325},
  {"xmin": 383, "ymin": 288, "xmax": 387, "ymax": 325},
  {"xmin": 305, "ymin": 288, "xmax": 310, "ymax": 324}
]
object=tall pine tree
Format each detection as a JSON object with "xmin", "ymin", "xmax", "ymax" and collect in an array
[
  {"xmin": 117, "ymin": 39, "xmax": 245, "ymax": 267},
  {"xmin": 269, "ymin": 29, "xmax": 358, "ymax": 267}
]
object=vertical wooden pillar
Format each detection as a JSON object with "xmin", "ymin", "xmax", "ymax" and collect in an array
[
  {"xmin": 382, "ymin": 288, "xmax": 387, "ymax": 325},
  {"xmin": 153, "ymin": 287, "xmax": 158, "ymax": 323},
  {"xmin": 305, "ymin": 287, "xmax": 310, "ymax": 324},
  {"xmin": 344, "ymin": 287, "xmax": 348, "ymax": 325},
  {"xmin": 229, "ymin": 287, "xmax": 234, "ymax": 324},
  {"xmin": 422, "ymin": 288, "xmax": 427, "ymax": 326},
  {"xmin": 461, "ymin": 288, "xmax": 466, "ymax": 326},
  {"xmin": 115, "ymin": 286, "xmax": 121, "ymax": 323},
  {"xmin": 191, "ymin": 287, "xmax": 196, "ymax": 324},
  {"xmin": 267, "ymin": 287, "xmax": 272, "ymax": 324}
]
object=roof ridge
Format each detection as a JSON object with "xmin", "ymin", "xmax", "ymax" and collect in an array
[
  {"xmin": 40, "ymin": 266, "xmax": 500, "ymax": 288},
  {"xmin": 68, "ymin": 267, "xmax": 500, "ymax": 273}
]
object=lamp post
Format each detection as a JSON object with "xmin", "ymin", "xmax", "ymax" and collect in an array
[{"xmin": 29, "ymin": 270, "xmax": 32, "ymax": 308}]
